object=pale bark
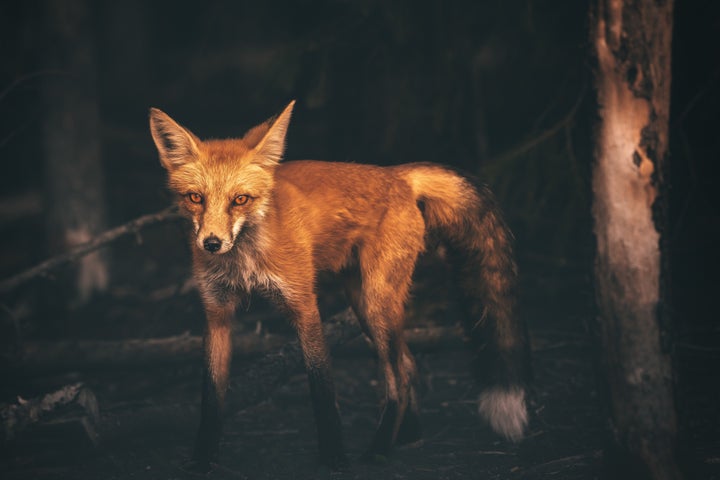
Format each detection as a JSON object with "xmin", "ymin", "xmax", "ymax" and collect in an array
[{"xmin": 592, "ymin": 0, "xmax": 680, "ymax": 478}]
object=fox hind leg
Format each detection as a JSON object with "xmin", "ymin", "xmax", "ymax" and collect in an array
[
  {"xmin": 394, "ymin": 349, "xmax": 422, "ymax": 446},
  {"xmin": 353, "ymin": 241, "xmax": 422, "ymax": 457}
]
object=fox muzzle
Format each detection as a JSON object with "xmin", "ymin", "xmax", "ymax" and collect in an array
[{"xmin": 203, "ymin": 236, "xmax": 222, "ymax": 253}]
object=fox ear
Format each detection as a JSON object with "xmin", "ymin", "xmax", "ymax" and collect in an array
[
  {"xmin": 252, "ymin": 100, "xmax": 295, "ymax": 167},
  {"xmin": 149, "ymin": 108, "xmax": 201, "ymax": 171}
]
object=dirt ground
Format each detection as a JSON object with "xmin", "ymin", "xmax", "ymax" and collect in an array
[
  {"xmin": 2, "ymin": 337, "xmax": 604, "ymax": 479},
  {"xmin": 1, "ymin": 222, "xmax": 719, "ymax": 480}
]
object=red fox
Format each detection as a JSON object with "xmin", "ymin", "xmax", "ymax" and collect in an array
[{"xmin": 149, "ymin": 101, "xmax": 531, "ymax": 470}]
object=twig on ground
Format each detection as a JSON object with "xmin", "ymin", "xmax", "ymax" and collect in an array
[{"xmin": 519, "ymin": 450, "xmax": 602, "ymax": 474}]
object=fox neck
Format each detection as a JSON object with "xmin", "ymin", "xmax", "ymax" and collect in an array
[{"xmin": 193, "ymin": 213, "xmax": 277, "ymax": 302}]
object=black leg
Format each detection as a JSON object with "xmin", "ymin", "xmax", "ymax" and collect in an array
[
  {"xmin": 307, "ymin": 366, "xmax": 348, "ymax": 469},
  {"xmin": 188, "ymin": 303, "xmax": 233, "ymax": 471},
  {"xmin": 290, "ymin": 300, "xmax": 348, "ymax": 469},
  {"xmin": 191, "ymin": 369, "xmax": 222, "ymax": 471},
  {"xmin": 365, "ymin": 399, "xmax": 400, "ymax": 457},
  {"xmin": 395, "ymin": 390, "xmax": 422, "ymax": 446}
]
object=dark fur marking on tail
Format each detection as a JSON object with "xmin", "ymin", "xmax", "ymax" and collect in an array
[{"xmin": 411, "ymin": 165, "xmax": 532, "ymax": 441}]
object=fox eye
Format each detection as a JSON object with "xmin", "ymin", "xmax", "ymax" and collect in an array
[
  {"xmin": 188, "ymin": 192, "xmax": 203, "ymax": 204},
  {"xmin": 233, "ymin": 195, "xmax": 250, "ymax": 206}
]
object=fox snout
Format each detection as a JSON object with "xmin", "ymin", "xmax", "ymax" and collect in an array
[
  {"xmin": 196, "ymin": 231, "xmax": 235, "ymax": 255},
  {"xmin": 203, "ymin": 235, "xmax": 222, "ymax": 253},
  {"xmin": 195, "ymin": 215, "xmax": 245, "ymax": 254}
]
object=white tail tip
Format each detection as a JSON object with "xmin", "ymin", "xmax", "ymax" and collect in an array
[{"xmin": 478, "ymin": 386, "xmax": 527, "ymax": 442}]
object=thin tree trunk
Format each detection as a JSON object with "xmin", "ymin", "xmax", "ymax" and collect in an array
[
  {"xmin": 41, "ymin": 0, "xmax": 108, "ymax": 303},
  {"xmin": 592, "ymin": 0, "xmax": 680, "ymax": 478}
]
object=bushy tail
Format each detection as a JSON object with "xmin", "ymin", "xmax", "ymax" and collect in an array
[{"xmin": 396, "ymin": 163, "xmax": 532, "ymax": 442}]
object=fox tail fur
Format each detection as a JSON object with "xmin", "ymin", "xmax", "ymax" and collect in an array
[{"xmin": 397, "ymin": 163, "xmax": 532, "ymax": 442}]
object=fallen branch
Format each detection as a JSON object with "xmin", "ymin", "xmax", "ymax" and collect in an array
[
  {"xmin": 3, "ymin": 312, "xmax": 359, "ymax": 447},
  {"xmin": 81, "ymin": 310, "xmax": 361, "ymax": 446},
  {"xmin": 2, "ymin": 313, "xmax": 464, "ymax": 447},
  {"xmin": 225, "ymin": 308, "xmax": 362, "ymax": 410},
  {"xmin": 12, "ymin": 330, "xmax": 287, "ymax": 374},
  {"xmin": 7, "ymin": 320, "xmax": 465, "ymax": 375},
  {"xmin": 0, "ymin": 206, "xmax": 182, "ymax": 295},
  {"xmin": 1, "ymin": 382, "xmax": 99, "ymax": 444},
  {"xmin": 340, "ymin": 324, "xmax": 466, "ymax": 355}
]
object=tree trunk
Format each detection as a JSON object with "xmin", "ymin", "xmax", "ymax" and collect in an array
[
  {"xmin": 41, "ymin": 0, "xmax": 108, "ymax": 303},
  {"xmin": 591, "ymin": 0, "xmax": 680, "ymax": 478}
]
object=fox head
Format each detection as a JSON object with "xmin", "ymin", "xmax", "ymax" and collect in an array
[{"xmin": 150, "ymin": 101, "xmax": 294, "ymax": 254}]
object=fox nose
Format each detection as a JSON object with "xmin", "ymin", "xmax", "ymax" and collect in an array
[{"xmin": 203, "ymin": 236, "xmax": 222, "ymax": 253}]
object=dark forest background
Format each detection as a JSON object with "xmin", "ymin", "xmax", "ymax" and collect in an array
[
  {"xmin": 0, "ymin": 0, "xmax": 717, "ymax": 303},
  {"xmin": 0, "ymin": 1, "xmax": 718, "ymax": 479}
]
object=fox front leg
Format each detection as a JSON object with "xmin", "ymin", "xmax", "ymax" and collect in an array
[
  {"xmin": 286, "ymin": 295, "xmax": 348, "ymax": 469},
  {"xmin": 191, "ymin": 302, "xmax": 234, "ymax": 471}
]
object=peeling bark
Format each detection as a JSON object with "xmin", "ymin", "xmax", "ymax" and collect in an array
[{"xmin": 592, "ymin": 0, "xmax": 680, "ymax": 478}]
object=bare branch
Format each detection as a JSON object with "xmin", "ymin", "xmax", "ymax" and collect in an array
[
  {"xmin": 482, "ymin": 80, "xmax": 588, "ymax": 170},
  {"xmin": 0, "ymin": 206, "xmax": 182, "ymax": 295}
]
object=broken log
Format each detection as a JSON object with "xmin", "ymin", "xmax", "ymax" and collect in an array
[
  {"xmin": 1, "ymin": 382, "xmax": 99, "ymax": 444},
  {"xmin": 96, "ymin": 309, "xmax": 364, "ymax": 442},
  {"xmin": 2, "ymin": 313, "xmax": 359, "ymax": 448},
  {"xmin": 224, "ymin": 307, "xmax": 360, "ymax": 410},
  {"xmin": 12, "ymin": 331, "xmax": 287, "ymax": 374},
  {"xmin": 6, "ymin": 317, "xmax": 465, "ymax": 375}
]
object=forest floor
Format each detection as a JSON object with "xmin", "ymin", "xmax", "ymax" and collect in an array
[{"xmin": 1, "ymin": 220, "xmax": 718, "ymax": 480}]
